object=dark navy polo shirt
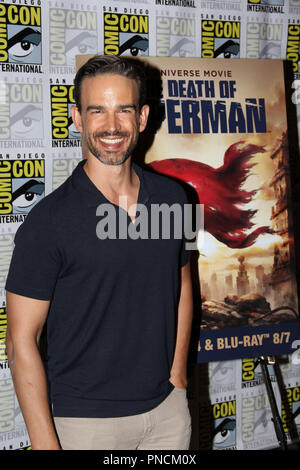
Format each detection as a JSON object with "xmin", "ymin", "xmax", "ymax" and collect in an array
[{"xmin": 6, "ymin": 160, "xmax": 190, "ymax": 418}]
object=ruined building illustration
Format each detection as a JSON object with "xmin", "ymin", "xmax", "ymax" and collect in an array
[
  {"xmin": 269, "ymin": 132, "xmax": 298, "ymax": 308},
  {"xmin": 236, "ymin": 255, "xmax": 250, "ymax": 296}
]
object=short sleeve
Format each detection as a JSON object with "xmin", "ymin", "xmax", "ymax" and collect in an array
[
  {"xmin": 5, "ymin": 205, "xmax": 62, "ymax": 301},
  {"xmin": 178, "ymin": 186, "xmax": 192, "ymax": 267},
  {"xmin": 181, "ymin": 241, "xmax": 191, "ymax": 267}
]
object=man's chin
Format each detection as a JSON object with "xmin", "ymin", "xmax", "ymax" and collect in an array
[
  {"xmin": 99, "ymin": 158, "xmax": 126, "ymax": 166},
  {"xmin": 93, "ymin": 152, "xmax": 130, "ymax": 166}
]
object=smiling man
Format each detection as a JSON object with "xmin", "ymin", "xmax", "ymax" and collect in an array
[
  {"xmin": 73, "ymin": 72, "xmax": 148, "ymax": 166},
  {"xmin": 5, "ymin": 55, "xmax": 193, "ymax": 450}
]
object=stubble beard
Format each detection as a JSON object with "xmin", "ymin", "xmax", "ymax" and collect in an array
[{"xmin": 85, "ymin": 130, "xmax": 139, "ymax": 167}]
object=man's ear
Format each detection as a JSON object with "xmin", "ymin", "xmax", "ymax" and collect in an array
[
  {"xmin": 139, "ymin": 104, "xmax": 150, "ymax": 133},
  {"xmin": 71, "ymin": 105, "xmax": 83, "ymax": 133}
]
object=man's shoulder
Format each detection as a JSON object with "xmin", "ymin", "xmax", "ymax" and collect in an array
[{"xmin": 24, "ymin": 173, "xmax": 75, "ymax": 223}]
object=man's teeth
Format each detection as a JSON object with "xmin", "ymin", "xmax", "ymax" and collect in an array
[{"xmin": 100, "ymin": 137, "xmax": 123, "ymax": 144}]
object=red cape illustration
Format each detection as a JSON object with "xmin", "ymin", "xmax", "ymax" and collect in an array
[{"xmin": 148, "ymin": 141, "xmax": 273, "ymax": 249}]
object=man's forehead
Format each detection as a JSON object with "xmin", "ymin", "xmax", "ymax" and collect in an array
[
  {"xmin": 80, "ymin": 73, "xmax": 139, "ymax": 105},
  {"xmin": 82, "ymin": 72, "xmax": 137, "ymax": 88}
]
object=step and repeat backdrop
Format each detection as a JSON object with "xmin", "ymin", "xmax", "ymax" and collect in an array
[{"xmin": 0, "ymin": 0, "xmax": 300, "ymax": 451}]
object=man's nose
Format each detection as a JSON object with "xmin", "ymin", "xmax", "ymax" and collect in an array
[{"xmin": 106, "ymin": 112, "xmax": 121, "ymax": 133}]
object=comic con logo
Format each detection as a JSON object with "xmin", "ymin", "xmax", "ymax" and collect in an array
[
  {"xmin": 201, "ymin": 20, "xmax": 240, "ymax": 58},
  {"xmin": 212, "ymin": 400, "xmax": 236, "ymax": 450},
  {"xmin": 0, "ymin": 82, "xmax": 43, "ymax": 140},
  {"xmin": 248, "ymin": 0, "xmax": 284, "ymax": 5},
  {"xmin": 246, "ymin": 22, "xmax": 283, "ymax": 58},
  {"xmin": 104, "ymin": 13, "xmax": 149, "ymax": 56},
  {"xmin": 52, "ymin": 158, "xmax": 80, "ymax": 190},
  {"xmin": 242, "ymin": 394, "xmax": 276, "ymax": 446},
  {"xmin": 49, "ymin": 8, "xmax": 97, "ymax": 66},
  {"xmin": 0, "ymin": 233, "xmax": 14, "ymax": 288},
  {"xmin": 281, "ymin": 386, "xmax": 300, "ymax": 435},
  {"xmin": 286, "ymin": 24, "xmax": 300, "ymax": 73},
  {"xmin": 0, "ymin": 159, "xmax": 45, "ymax": 215},
  {"xmin": 247, "ymin": 0, "xmax": 285, "ymax": 12},
  {"xmin": 241, "ymin": 358, "xmax": 275, "ymax": 388},
  {"xmin": 0, "ymin": 3, "xmax": 41, "ymax": 64},
  {"xmin": 199, "ymin": 400, "xmax": 236, "ymax": 450},
  {"xmin": 156, "ymin": 16, "xmax": 195, "ymax": 57},
  {"xmin": 0, "ymin": 378, "xmax": 14, "ymax": 432},
  {"xmin": 50, "ymin": 84, "xmax": 80, "ymax": 143}
]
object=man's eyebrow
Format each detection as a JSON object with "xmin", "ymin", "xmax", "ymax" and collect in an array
[
  {"xmin": 86, "ymin": 105, "xmax": 104, "ymax": 112},
  {"xmin": 86, "ymin": 104, "xmax": 137, "ymax": 112},
  {"xmin": 119, "ymin": 104, "xmax": 137, "ymax": 110}
]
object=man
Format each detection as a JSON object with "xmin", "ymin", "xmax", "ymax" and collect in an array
[{"xmin": 5, "ymin": 55, "xmax": 193, "ymax": 450}]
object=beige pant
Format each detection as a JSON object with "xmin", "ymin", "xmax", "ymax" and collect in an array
[{"xmin": 54, "ymin": 387, "xmax": 191, "ymax": 450}]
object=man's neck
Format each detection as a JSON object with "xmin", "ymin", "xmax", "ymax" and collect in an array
[{"xmin": 83, "ymin": 155, "xmax": 140, "ymax": 210}]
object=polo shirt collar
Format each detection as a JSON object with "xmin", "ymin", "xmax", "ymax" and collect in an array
[{"xmin": 72, "ymin": 159, "xmax": 151, "ymax": 207}]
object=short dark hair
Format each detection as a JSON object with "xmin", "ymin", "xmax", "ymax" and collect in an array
[{"xmin": 74, "ymin": 55, "xmax": 147, "ymax": 112}]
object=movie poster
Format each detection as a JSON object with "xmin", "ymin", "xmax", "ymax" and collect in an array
[
  {"xmin": 0, "ymin": 0, "xmax": 298, "ymax": 452},
  {"xmin": 143, "ymin": 57, "xmax": 300, "ymax": 362}
]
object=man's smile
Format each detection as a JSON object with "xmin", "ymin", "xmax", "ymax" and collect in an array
[{"xmin": 99, "ymin": 137, "xmax": 124, "ymax": 144}]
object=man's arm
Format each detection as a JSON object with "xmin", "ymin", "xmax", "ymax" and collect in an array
[
  {"xmin": 169, "ymin": 261, "xmax": 193, "ymax": 389},
  {"xmin": 6, "ymin": 291, "xmax": 61, "ymax": 450}
]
